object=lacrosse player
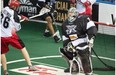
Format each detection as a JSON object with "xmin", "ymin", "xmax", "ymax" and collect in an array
[
  {"xmin": 59, "ymin": 7, "xmax": 97, "ymax": 75},
  {"xmin": 36, "ymin": 0, "xmax": 61, "ymax": 43},
  {"xmin": 1, "ymin": 0, "xmax": 37, "ymax": 75}
]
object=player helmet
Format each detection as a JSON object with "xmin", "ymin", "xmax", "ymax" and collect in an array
[
  {"xmin": 68, "ymin": 7, "xmax": 78, "ymax": 22},
  {"xmin": 8, "ymin": 0, "xmax": 20, "ymax": 8}
]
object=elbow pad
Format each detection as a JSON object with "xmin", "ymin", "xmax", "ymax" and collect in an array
[{"xmin": 87, "ymin": 27, "xmax": 97, "ymax": 39}]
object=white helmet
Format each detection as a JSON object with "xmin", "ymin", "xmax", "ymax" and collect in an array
[{"xmin": 68, "ymin": 7, "xmax": 78, "ymax": 22}]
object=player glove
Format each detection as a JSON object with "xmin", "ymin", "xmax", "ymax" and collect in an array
[{"xmin": 20, "ymin": 15, "xmax": 29, "ymax": 21}]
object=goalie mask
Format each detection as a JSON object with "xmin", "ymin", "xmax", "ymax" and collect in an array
[{"xmin": 68, "ymin": 7, "xmax": 78, "ymax": 22}]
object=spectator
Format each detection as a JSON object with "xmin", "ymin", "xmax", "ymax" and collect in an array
[{"xmin": 70, "ymin": 0, "xmax": 96, "ymax": 19}]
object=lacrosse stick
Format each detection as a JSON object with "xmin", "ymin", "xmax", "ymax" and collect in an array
[
  {"xmin": 20, "ymin": 7, "xmax": 51, "ymax": 22},
  {"xmin": 20, "ymin": 13, "xmax": 43, "ymax": 22}
]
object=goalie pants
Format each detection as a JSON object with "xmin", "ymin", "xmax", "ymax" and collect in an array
[
  {"xmin": 78, "ymin": 48, "xmax": 92, "ymax": 73},
  {"xmin": 63, "ymin": 39, "xmax": 92, "ymax": 74}
]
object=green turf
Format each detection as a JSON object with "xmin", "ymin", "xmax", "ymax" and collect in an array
[{"xmin": 1, "ymin": 21, "xmax": 115, "ymax": 75}]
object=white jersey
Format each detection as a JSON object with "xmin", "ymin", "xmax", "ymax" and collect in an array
[{"xmin": 1, "ymin": 6, "xmax": 21, "ymax": 37}]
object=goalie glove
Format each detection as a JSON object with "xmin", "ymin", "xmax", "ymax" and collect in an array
[
  {"xmin": 65, "ymin": 42, "xmax": 77, "ymax": 57},
  {"xmin": 66, "ymin": 42, "xmax": 76, "ymax": 52},
  {"xmin": 60, "ymin": 45, "xmax": 77, "ymax": 60}
]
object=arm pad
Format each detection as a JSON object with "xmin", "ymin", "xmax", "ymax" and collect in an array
[{"xmin": 87, "ymin": 26, "xmax": 97, "ymax": 40}]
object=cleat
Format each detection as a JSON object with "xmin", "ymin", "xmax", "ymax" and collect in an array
[
  {"xmin": 43, "ymin": 32, "xmax": 51, "ymax": 37},
  {"xmin": 4, "ymin": 70, "xmax": 9, "ymax": 75},
  {"xmin": 64, "ymin": 61, "xmax": 79, "ymax": 73},
  {"xmin": 53, "ymin": 31, "xmax": 61, "ymax": 43},
  {"xmin": 28, "ymin": 66, "xmax": 37, "ymax": 71},
  {"xmin": 53, "ymin": 35, "xmax": 61, "ymax": 43}
]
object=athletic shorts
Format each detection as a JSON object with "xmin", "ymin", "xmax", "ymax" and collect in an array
[{"xmin": 1, "ymin": 34, "xmax": 25, "ymax": 54}]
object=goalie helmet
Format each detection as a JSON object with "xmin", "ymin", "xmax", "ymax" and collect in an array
[
  {"xmin": 68, "ymin": 7, "xmax": 78, "ymax": 22},
  {"xmin": 8, "ymin": 0, "xmax": 20, "ymax": 8}
]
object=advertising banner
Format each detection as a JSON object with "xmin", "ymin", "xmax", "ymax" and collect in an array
[
  {"xmin": 3, "ymin": 0, "xmax": 99, "ymax": 23},
  {"xmin": 4, "ymin": 0, "xmax": 70, "ymax": 23}
]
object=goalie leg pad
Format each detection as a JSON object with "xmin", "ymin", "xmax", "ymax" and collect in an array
[
  {"xmin": 78, "ymin": 48, "xmax": 92, "ymax": 74},
  {"xmin": 60, "ymin": 48, "xmax": 80, "ymax": 73},
  {"xmin": 60, "ymin": 48, "xmax": 74, "ymax": 60}
]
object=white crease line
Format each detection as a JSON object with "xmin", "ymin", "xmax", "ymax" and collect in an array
[
  {"xmin": 92, "ymin": 55, "xmax": 115, "ymax": 61},
  {"xmin": 31, "ymin": 61, "xmax": 98, "ymax": 75},
  {"xmin": 5, "ymin": 55, "xmax": 115, "ymax": 65}
]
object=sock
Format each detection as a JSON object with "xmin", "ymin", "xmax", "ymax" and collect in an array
[{"xmin": 45, "ymin": 29, "xmax": 49, "ymax": 33}]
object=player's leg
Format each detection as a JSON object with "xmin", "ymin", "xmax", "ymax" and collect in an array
[
  {"xmin": 10, "ymin": 35, "xmax": 37, "ymax": 71},
  {"xmin": 60, "ymin": 39, "xmax": 79, "ymax": 73},
  {"xmin": 20, "ymin": 47, "xmax": 37, "ymax": 71},
  {"xmin": 60, "ymin": 47, "xmax": 80, "ymax": 73},
  {"xmin": 43, "ymin": 26, "xmax": 51, "ymax": 37},
  {"xmin": 45, "ymin": 16, "xmax": 55, "ymax": 35},
  {"xmin": 61, "ymin": 39, "xmax": 71, "ymax": 72},
  {"xmin": 78, "ymin": 48, "xmax": 93, "ymax": 75},
  {"xmin": 1, "ymin": 37, "xmax": 10, "ymax": 75},
  {"xmin": 1, "ymin": 54, "xmax": 9, "ymax": 75},
  {"xmin": 20, "ymin": 47, "xmax": 32, "ymax": 66},
  {"xmin": 45, "ymin": 16, "xmax": 61, "ymax": 43}
]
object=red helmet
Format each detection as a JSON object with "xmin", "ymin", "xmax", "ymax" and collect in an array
[{"xmin": 8, "ymin": 0, "xmax": 20, "ymax": 8}]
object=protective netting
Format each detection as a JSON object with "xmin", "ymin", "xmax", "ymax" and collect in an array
[{"xmin": 92, "ymin": 23, "xmax": 115, "ymax": 71}]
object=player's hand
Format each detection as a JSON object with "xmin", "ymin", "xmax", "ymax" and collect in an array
[{"xmin": 21, "ymin": 15, "xmax": 29, "ymax": 21}]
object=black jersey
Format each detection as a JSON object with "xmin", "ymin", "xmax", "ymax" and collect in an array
[
  {"xmin": 62, "ymin": 15, "xmax": 97, "ymax": 40},
  {"xmin": 62, "ymin": 15, "xmax": 97, "ymax": 49}
]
